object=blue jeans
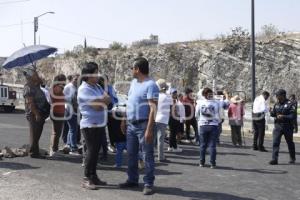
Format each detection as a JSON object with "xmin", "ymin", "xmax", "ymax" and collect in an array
[
  {"xmin": 126, "ymin": 121, "xmax": 155, "ymax": 187},
  {"xmin": 115, "ymin": 142, "xmax": 127, "ymax": 167},
  {"xmin": 199, "ymin": 125, "xmax": 218, "ymax": 165},
  {"xmin": 154, "ymin": 122, "xmax": 167, "ymax": 160},
  {"xmin": 67, "ymin": 114, "xmax": 78, "ymax": 151},
  {"xmin": 217, "ymin": 122, "xmax": 222, "ymax": 143}
]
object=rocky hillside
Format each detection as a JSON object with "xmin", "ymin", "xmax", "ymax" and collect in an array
[{"xmin": 1, "ymin": 33, "xmax": 300, "ymax": 101}]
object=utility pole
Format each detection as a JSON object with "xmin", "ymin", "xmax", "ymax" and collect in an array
[
  {"xmin": 34, "ymin": 17, "xmax": 38, "ymax": 45},
  {"xmin": 33, "ymin": 12, "xmax": 55, "ymax": 45},
  {"xmin": 251, "ymin": 0, "xmax": 256, "ymax": 102}
]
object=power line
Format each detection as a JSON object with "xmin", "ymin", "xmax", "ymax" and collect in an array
[
  {"xmin": 0, "ymin": 0, "xmax": 30, "ymax": 5},
  {"xmin": 39, "ymin": 23, "xmax": 115, "ymax": 43},
  {"xmin": 0, "ymin": 21, "xmax": 31, "ymax": 28}
]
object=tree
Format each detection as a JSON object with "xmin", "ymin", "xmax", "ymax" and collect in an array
[
  {"xmin": 109, "ymin": 41, "xmax": 127, "ymax": 50},
  {"xmin": 221, "ymin": 27, "xmax": 250, "ymax": 59},
  {"xmin": 260, "ymin": 24, "xmax": 279, "ymax": 39}
]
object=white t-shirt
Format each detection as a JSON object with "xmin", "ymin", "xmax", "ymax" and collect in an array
[
  {"xmin": 253, "ymin": 95, "xmax": 268, "ymax": 114},
  {"xmin": 63, "ymin": 82, "xmax": 77, "ymax": 113},
  {"xmin": 155, "ymin": 93, "xmax": 172, "ymax": 124},
  {"xmin": 177, "ymin": 101, "xmax": 185, "ymax": 123},
  {"xmin": 195, "ymin": 99, "xmax": 229, "ymax": 126}
]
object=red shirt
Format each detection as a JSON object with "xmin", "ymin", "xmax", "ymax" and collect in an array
[
  {"xmin": 182, "ymin": 96, "xmax": 196, "ymax": 118},
  {"xmin": 228, "ymin": 103, "xmax": 245, "ymax": 125},
  {"xmin": 51, "ymin": 85, "xmax": 65, "ymax": 117}
]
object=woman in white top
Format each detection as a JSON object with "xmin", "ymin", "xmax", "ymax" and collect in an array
[
  {"xmin": 195, "ymin": 88, "xmax": 229, "ymax": 168},
  {"xmin": 155, "ymin": 79, "xmax": 172, "ymax": 161}
]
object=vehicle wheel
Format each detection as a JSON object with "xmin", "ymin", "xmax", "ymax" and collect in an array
[{"xmin": 4, "ymin": 106, "xmax": 15, "ymax": 113}]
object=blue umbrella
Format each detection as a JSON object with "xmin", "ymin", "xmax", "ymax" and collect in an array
[{"xmin": 2, "ymin": 45, "xmax": 57, "ymax": 69}]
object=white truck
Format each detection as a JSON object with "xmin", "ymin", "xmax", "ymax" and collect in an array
[{"xmin": 0, "ymin": 81, "xmax": 17, "ymax": 112}]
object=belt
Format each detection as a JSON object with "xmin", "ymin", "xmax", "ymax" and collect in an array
[{"xmin": 128, "ymin": 119, "xmax": 148, "ymax": 124}]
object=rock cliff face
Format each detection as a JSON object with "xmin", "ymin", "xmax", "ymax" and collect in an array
[{"xmin": 1, "ymin": 33, "xmax": 299, "ymax": 100}]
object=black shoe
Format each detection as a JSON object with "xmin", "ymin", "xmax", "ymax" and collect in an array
[
  {"xmin": 91, "ymin": 175, "xmax": 107, "ymax": 186},
  {"xmin": 99, "ymin": 156, "xmax": 108, "ymax": 161},
  {"xmin": 289, "ymin": 159, "xmax": 296, "ymax": 164},
  {"xmin": 30, "ymin": 154, "xmax": 46, "ymax": 159},
  {"xmin": 119, "ymin": 181, "xmax": 139, "ymax": 188},
  {"xmin": 269, "ymin": 160, "xmax": 278, "ymax": 165},
  {"xmin": 253, "ymin": 146, "xmax": 258, "ymax": 151},
  {"xmin": 82, "ymin": 178, "xmax": 98, "ymax": 190},
  {"xmin": 259, "ymin": 147, "xmax": 268, "ymax": 152},
  {"xmin": 199, "ymin": 161, "xmax": 205, "ymax": 167},
  {"xmin": 210, "ymin": 164, "xmax": 216, "ymax": 169},
  {"xmin": 143, "ymin": 186, "xmax": 154, "ymax": 195}
]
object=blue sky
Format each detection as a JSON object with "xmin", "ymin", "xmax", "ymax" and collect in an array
[{"xmin": 0, "ymin": 0, "xmax": 299, "ymax": 56}]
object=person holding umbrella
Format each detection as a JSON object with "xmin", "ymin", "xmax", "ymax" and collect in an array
[
  {"xmin": 1, "ymin": 45, "xmax": 57, "ymax": 159},
  {"xmin": 23, "ymin": 68, "xmax": 50, "ymax": 159}
]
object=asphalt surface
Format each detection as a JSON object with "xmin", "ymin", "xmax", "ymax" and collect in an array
[{"xmin": 0, "ymin": 112, "xmax": 300, "ymax": 200}]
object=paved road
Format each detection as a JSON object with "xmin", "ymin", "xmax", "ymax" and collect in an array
[{"xmin": 0, "ymin": 112, "xmax": 300, "ymax": 200}]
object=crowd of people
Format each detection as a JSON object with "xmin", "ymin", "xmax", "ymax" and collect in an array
[{"xmin": 19, "ymin": 56, "xmax": 298, "ymax": 195}]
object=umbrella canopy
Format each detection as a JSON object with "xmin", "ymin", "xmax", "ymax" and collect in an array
[{"xmin": 2, "ymin": 45, "xmax": 57, "ymax": 69}]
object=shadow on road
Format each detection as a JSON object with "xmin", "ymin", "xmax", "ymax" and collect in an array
[
  {"xmin": 86, "ymin": 185, "xmax": 255, "ymax": 199},
  {"xmin": 280, "ymin": 151, "xmax": 300, "ymax": 156},
  {"xmin": 0, "ymin": 161, "xmax": 40, "ymax": 170},
  {"xmin": 215, "ymin": 166, "xmax": 288, "ymax": 174},
  {"xmin": 218, "ymin": 143, "xmax": 252, "ymax": 149},
  {"xmin": 218, "ymin": 152, "xmax": 256, "ymax": 156},
  {"xmin": 156, "ymin": 186, "xmax": 255, "ymax": 200}
]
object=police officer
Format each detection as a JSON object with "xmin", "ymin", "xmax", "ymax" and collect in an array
[{"xmin": 269, "ymin": 89, "xmax": 296, "ymax": 165}]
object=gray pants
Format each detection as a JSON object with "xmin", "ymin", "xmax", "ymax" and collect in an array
[{"xmin": 155, "ymin": 122, "xmax": 167, "ymax": 160}]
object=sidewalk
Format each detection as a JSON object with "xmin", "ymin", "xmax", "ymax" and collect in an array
[{"xmin": 221, "ymin": 121, "xmax": 300, "ymax": 142}]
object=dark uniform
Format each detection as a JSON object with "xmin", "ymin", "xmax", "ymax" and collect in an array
[
  {"xmin": 290, "ymin": 99, "xmax": 298, "ymax": 133},
  {"xmin": 270, "ymin": 98, "xmax": 296, "ymax": 163}
]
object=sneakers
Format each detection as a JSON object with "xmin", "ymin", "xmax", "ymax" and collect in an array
[
  {"xmin": 289, "ymin": 159, "xmax": 296, "ymax": 164},
  {"xmin": 49, "ymin": 150, "xmax": 57, "ymax": 157},
  {"xmin": 81, "ymin": 178, "xmax": 97, "ymax": 190},
  {"xmin": 199, "ymin": 162, "xmax": 216, "ymax": 168},
  {"xmin": 181, "ymin": 139, "xmax": 191, "ymax": 144},
  {"xmin": 167, "ymin": 147, "xmax": 174, "ymax": 152},
  {"xmin": 199, "ymin": 162, "xmax": 205, "ymax": 167},
  {"xmin": 172, "ymin": 148, "xmax": 183, "ymax": 153},
  {"xmin": 69, "ymin": 150, "xmax": 81, "ymax": 156},
  {"xmin": 269, "ymin": 160, "xmax": 278, "ymax": 165},
  {"xmin": 119, "ymin": 181, "xmax": 139, "ymax": 188},
  {"xmin": 114, "ymin": 164, "xmax": 122, "ymax": 168},
  {"xmin": 143, "ymin": 186, "xmax": 154, "ymax": 195},
  {"xmin": 253, "ymin": 146, "xmax": 258, "ymax": 151},
  {"xmin": 210, "ymin": 165, "xmax": 216, "ymax": 169},
  {"xmin": 30, "ymin": 154, "xmax": 46, "ymax": 159},
  {"xmin": 138, "ymin": 160, "xmax": 145, "ymax": 169},
  {"xmin": 62, "ymin": 145, "xmax": 70, "ymax": 154},
  {"xmin": 108, "ymin": 145, "xmax": 116, "ymax": 153},
  {"xmin": 258, "ymin": 147, "xmax": 268, "ymax": 152},
  {"xmin": 90, "ymin": 175, "xmax": 107, "ymax": 186}
]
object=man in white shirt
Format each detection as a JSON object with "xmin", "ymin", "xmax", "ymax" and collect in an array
[
  {"xmin": 155, "ymin": 79, "xmax": 172, "ymax": 161},
  {"xmin": 252, "ymin": 91, "xmax": 270, "ymax": 152}
]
